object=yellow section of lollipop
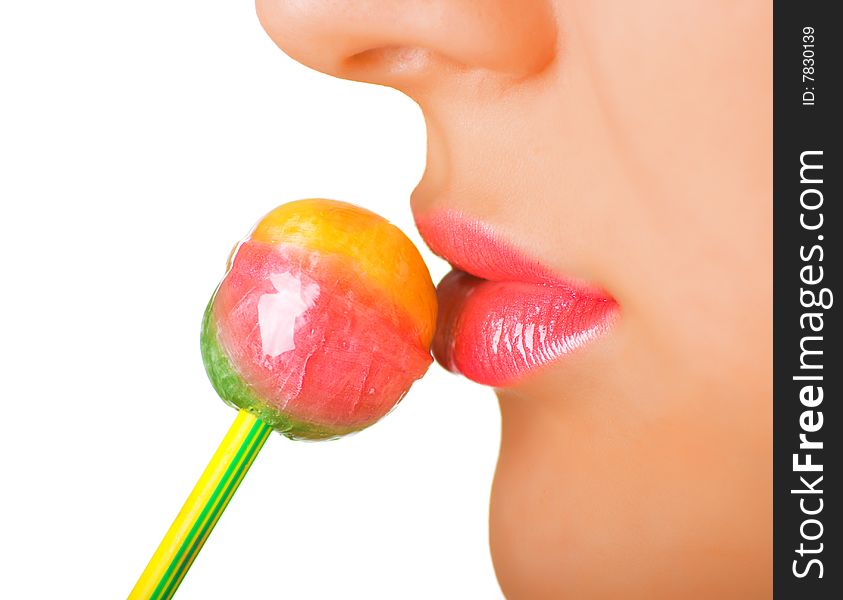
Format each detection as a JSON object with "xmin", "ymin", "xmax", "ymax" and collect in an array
[{"xmin": 250, "ymin": 198, "xmax": 437, "ymax": 347}]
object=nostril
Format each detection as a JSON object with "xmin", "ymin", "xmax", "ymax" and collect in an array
[
  {"xmin": 345, "ymin": 46, "xmax": 433, "ymax": 74},
  {"xmin": 342, "ymin": 46, "xmax": 464, "ymax": 84}
]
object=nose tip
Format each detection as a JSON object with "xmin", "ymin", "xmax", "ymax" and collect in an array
[{"xmin": 256, "ymin": 0, "xmax": 557, "ymax": 90}]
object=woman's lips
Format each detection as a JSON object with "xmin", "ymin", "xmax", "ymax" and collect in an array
[{"xmin": 415, "ymin": 211, "xmax": 618, "ymax": 386}]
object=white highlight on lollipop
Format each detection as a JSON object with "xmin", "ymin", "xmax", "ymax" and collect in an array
[{"xmin": 258, "ymin": 271, "xmax": 318, "ymax": 357}]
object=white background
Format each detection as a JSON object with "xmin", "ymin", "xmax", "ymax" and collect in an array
[{"xmin": 0, "ymin": 2, "xmax": 503, "ymax": 598}]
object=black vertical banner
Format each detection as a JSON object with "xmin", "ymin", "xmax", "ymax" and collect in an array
[{"xmin": 773, "ymin": 2, "xmax": 841, "ymax": 599}]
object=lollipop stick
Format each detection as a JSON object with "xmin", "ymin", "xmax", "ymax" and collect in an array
[{"xmin": 129, "ymin": 409, "xmax": 271, "ymax": 600}]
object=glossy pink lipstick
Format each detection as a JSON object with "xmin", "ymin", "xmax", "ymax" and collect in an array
[{"xmin": 415, "ymin": 211, "xmax": 617, "ymax": 386}]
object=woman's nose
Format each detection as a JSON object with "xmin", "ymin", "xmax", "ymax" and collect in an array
[{"xmin": 255, "ymin": 0, "xmax": 557, "ymax": 91}]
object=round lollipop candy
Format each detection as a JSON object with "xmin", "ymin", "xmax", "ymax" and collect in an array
[
  {"xmin": 203, "ymin": 198, "xmax": 437, "ymax": 440},
  {"xmin": 130, "ymin": 199, "xmax": 437, "ymax": 599}
]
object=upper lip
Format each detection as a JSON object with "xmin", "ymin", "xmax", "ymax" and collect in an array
[{"xmin": 414, "ymin": 209, "xmax": 596, "ymax": 289}]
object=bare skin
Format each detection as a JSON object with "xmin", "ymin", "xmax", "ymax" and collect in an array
[{"xmin": 256, "ymin": 1, "xmax": 772, "ymax": 597}]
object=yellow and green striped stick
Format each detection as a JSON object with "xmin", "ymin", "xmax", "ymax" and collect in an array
[{"xmin": 129, "ymin": 409, "xmax": 271, "ymax": 600}]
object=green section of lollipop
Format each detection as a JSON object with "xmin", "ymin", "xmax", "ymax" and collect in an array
[{"xmin": 200, "ymin": 296, "xmax": 359, "ymax": 441}]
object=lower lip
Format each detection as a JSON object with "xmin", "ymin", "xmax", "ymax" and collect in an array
[{"xmin": 433, "ymin": 270, "xmax": 617, "ymax": 386}]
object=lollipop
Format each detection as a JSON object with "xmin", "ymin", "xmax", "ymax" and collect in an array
[
  {"xmin": 203, "ymin": 198, "xmax": 437, "ymax": 440},
  {"xmin": 130, "ymin": 199, "xmax": 437, "ymax": 599}
]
